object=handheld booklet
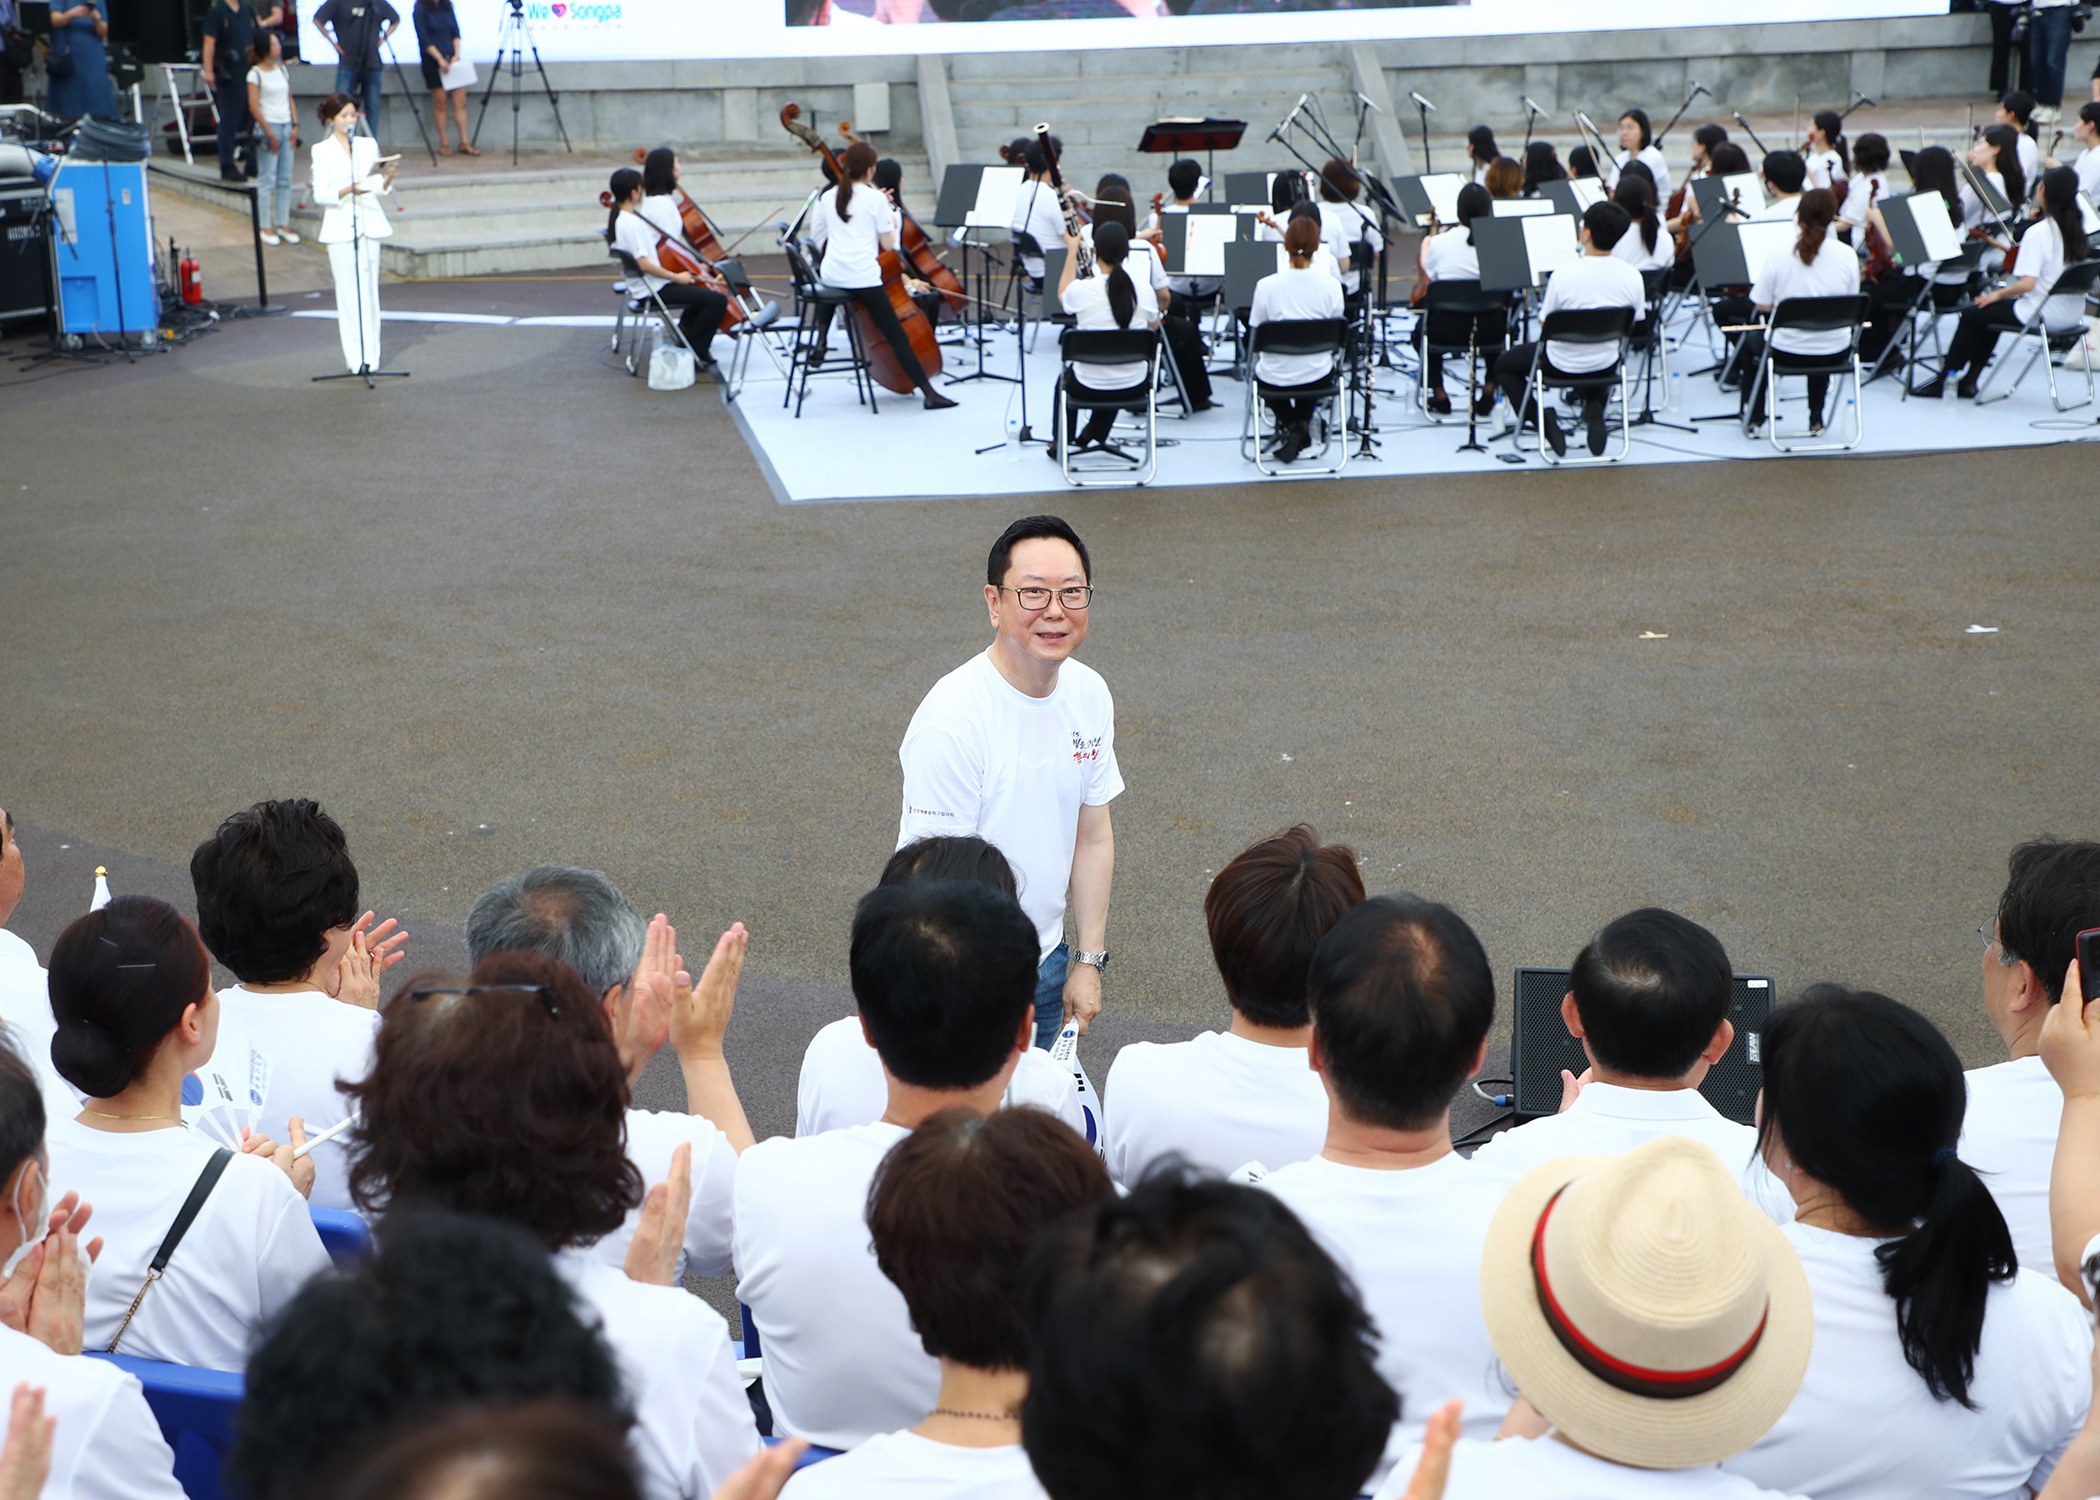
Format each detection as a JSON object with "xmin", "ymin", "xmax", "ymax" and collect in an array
[
  {"xmin": 1472, "ymin": 213, "xmax": 1579, "ymax": 290},
  {"xmin": 934, "ymin": 164, "xmax": 1025, "ymax": 229}
]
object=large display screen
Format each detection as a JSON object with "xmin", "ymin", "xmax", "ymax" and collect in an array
[{"xmin": 301, "ymin": 0, "xmax": 1934, "ymax": 65}]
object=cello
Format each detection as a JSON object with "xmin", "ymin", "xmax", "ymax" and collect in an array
[
  {"xmin": 780, "ymin": 103, "xmax": 943, "ymax": 396},
  {"xmin": 598, "ymin": 153, "xmax": 746, "ymax": 329},
  {"xmin": 836, "ymin": 120, "xmax": 967, "ymax": 317}
]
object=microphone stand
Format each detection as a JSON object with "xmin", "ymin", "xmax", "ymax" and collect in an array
[
  {"xmin": 1522, "ymin": 96, "xmax": 1544, "ymax": 149},
  {"xmin": 1270, "ymin": 101, "xmax": 1385, "ymax": 453},
  {"xmin": 1732, "ymin": 112, "xmax": 1770, "ymax": 156},
  {"xmin": 1411, "ymin": 92, "xmax": 1436, "ymax": 174},
  {"xmin": 1838, "ymin": 91, "xmax": 1876, "ymax": 124},
  {"xmin": 1653, "ymin": 82, "xmax": 1709, "ymax": 149},
  {"xmin": 1456, "ymin": 317, "xmax": 1487, "ymax": 455}
]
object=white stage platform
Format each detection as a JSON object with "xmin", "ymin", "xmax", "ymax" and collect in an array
[{"xmin": 712, "ymin": 301, "xmax": 2100, "ymax": 506}]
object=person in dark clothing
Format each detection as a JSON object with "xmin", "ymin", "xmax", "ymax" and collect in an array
[
  {"xmin": 200, "ymin": 0, "xmax": 282, "ymax": 178},
  {"xmin": 312, "ymin": 0, "xmax": 398, "ymax": 135}
]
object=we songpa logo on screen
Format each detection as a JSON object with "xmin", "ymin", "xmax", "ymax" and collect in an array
[{"xmin": 524, "ymin": 1, "xmax": 624, "ymax": 21}]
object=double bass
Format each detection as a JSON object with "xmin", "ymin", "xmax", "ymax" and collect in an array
[
  {"xmin": 836, "ymin": 120, "xmax": 966, "ymax": 317},
  {"xmin": 780, "ymin": 103, "xmax": 943, "ymax": 396}
]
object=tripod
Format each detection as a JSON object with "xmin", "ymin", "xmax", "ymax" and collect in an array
[
  {"xmin": 381, "ymin": 34, "xmax": 439, "ymax": 166},
  {"xmin": 313, "ymin": 121, "xmax": 410, "ymax": 389},
  {"xmin": 472, "ymin": 0, "xmax": 571, "ymax": 167}
]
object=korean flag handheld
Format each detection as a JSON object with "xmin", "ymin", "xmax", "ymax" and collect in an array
[{"xmin": 1051, "ymin": 1020, "xmax": 1107, "ymax": 1161}]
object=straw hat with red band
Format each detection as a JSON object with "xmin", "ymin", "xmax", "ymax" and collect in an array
[{"xmin": 1478, "ymin": 1135, "xmax": 1814, "ymax": 1469}]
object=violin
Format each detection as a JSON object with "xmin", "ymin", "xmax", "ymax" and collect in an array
[
  {"xmin": 780, "ymin": 102, "xmax": 943, "ymax": 396},
  {"xmin": 836, "ymin": 118, "xmax": 966, "ymax": 317},
  {"xmin": 1408, "ymin": 208, "xmax": 1446, "ymax": 308},
  {"xmin": 1666, "ymin": 180, "xmax": 1695, "ymax": 265}
]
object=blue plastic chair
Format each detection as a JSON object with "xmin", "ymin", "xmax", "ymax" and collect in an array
[
  {"xmin": 765, "ymin": 1435, "xmax": 843, "ymax": 1468},
  {"xmin": 309, "ymin": 1206, "xmax": 370, "ymax": 1267},
  {"xmin": 85, "ymin": 1352, "xmax": 242, "ymax": 1500}
]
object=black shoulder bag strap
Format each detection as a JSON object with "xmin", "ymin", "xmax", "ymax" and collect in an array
[{"xmin": 105, "ymin": 1147, "xmax": 234, "ymax": 1355}]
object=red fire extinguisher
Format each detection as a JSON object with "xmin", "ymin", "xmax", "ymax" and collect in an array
[{"xmin": 179, "ymin": 249, "xmax": 202, "ymax": 305}]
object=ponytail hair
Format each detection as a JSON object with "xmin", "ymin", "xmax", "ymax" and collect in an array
[
  {"xmin": 1814, "ymin": 110, "xmax": 1850, "ymax": 175},
  {"xmin": 49, "ymin": 896, "xmax": 213, "ymax": 1100},
  {"xmin": 605, "ymin": 168, "xmax": 641, "ymax": 243},
  {"xmin": 837, "ymin": 141, "xmax": 878, "ymax": 224},
  {"xmin": 1613, "ymin": 175, "xmax": 1659, "ymax": 253},
  {"xmin": 1092, "ymin": 220, "xmax": 1137, "ymax": 329},
  {"xmin": 1759, "ymin": 987, "xmax": 2016, "ymax": 1409},
  {"xmin": 2041, "ymin": 164, "xmax": 2090, "ymax": 262},
  {"xmin": 1795, "ymin": 188, "xmax": 1836, "ymax": 265},
  {"xmin": 1983, "ymin": 124, "xmax": 2026, "ymax": 214},
  {"xmin": 1283, "ymin": 215, "xmax": 1320, "ymax": 267},
  {"xmin": 1454, "ymin": 181, "xmax": 1491, "ymax": 241}
]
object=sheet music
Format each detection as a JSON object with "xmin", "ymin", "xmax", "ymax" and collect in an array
[
  {"xmin": 1422, "ymin": 173, "xmax": 1466, "ymax": 224},
  {"xmin": 1909, "ymin": 196, "xmax": 1963, "ymax": 261},
  {"xmin": 966, "ymin": 166, "xmax": 1024, "ymax": 228},
  {"xmin": 1521, "ymin": 214, "xmax": 1581, "ymax": 283},
  {"xmin": 1569, "ymin": 179, "xmax": 1606, "ymax": 212},
  {"xmin": 1184, "ymin": 213, "xmax": 1240, "ymax": 278},
  {"xmin": 1491, "ymin": 198, "xmax": 1555, "ymax": 217},
  {"xmin": 1737, "ymin": 220, "xmax": 1800, "ymax": 281},
  {"xmin": 1721, "ymin": 173, "xmax": 1767, "ymax": 213}
]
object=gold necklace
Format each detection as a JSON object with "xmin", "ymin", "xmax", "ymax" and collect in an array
[
  {"xmin": 931, "ymin": 1407, "xmax": 1020, "ymax": 1421},
  {"xmin": 80, "ymin": 1109, "xmax": 184, "ymax": 1125}
]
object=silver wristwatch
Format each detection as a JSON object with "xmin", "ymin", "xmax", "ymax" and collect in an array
[{"xmin": 1073, "ymin": 950, "xmax": 1109, "ymax": 972}]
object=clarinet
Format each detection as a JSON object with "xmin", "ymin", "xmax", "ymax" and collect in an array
[{"xmin": 1035, "ymin": 121, "xmax": 1093, "ymax": 278}]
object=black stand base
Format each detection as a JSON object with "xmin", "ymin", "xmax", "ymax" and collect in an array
[{"xmin": 314, "ymin": 365, "xmax": 412, "ymax": 389}]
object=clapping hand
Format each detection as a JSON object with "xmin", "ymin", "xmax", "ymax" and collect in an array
[
  {"xmin": 0, "ymin": 1385, "xmax": 52, "ymax": 1500},
  {"xmin": 623, "ymin": 1142, "xmax": 691, "ymax": 1287},
  {"xmin": 240, "ymin": 1119, "xmax": 316, "ymax": 1200},
  {"xmin": 620, "ymin": 914, "xmax": 681, "ymax": 1085},
  {"xmin": 1395, "ymin": 1400, "xmax": 1463, "ymax": 1500},
  {"xmin": 671, "ymin": 923, "xmax": 748, "ymax": 1066},
  {"xmin": 0, "ymin": 1192, "xmax": 100, "ymax": 1357},
  {"xmin": 331, "ymin": 912, "xmax": 407, "ymax": 1009}
]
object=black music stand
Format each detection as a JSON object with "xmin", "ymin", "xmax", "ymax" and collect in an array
[{"xmin": 1138, "ymin": 119, "xmax": 1246, "ymax": 202}]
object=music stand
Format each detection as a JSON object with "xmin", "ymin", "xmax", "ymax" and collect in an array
[
  {"xmin": 935, "ymin": 163, "xmax": 1024, "ymax": 386},
  {"xmin": 1868, "ymin": 191, "xmax": 1965, "ymax": 388},
  {"xmin": 1473, "ymin": 214, "xmax": 1579, "ymax": 292},
  {"xmin": 1137, "ymin": 118, "xmax": 1246, "ymax": 201}
]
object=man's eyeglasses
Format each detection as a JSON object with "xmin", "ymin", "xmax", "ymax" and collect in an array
[
  {"xmin": 1000, "ymin": 585, "xmax": 1094, "ymax": 611},
  {"xmin": 1979, "ymin": 922, "xmax": 2018, "ymax": 968},
  {"xmin": 406, "ymin": 983, "xmax": 559, "ymax": 1016}
]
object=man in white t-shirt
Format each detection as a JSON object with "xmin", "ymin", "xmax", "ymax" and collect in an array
[
  {"xmin": 1468, "ymin": 907, "xmax": 1790, "ymax": 1221},
  {"xmin": 1103, "ymin": 825, "xmax": 1358, "ymax": 1185},
  {"xmin": 190, "ymin": 799, "xmax": 405, "ymax": 1212},
  {"xmin": 1960, "ymin": 837, "xmax": 2100, "ymax": 1279},
  {"xmin": 736, "ymin": 879, "xmax": 1039, "ymax": 1451},
  {"xmin": 0, "ymin": 806, "xmax": 86, "ymax": 1127},
  {"xmin": 898, "ymin": 516, "xmax": 1123, "ymax": 1051},
  {"xmin": 1490, "ymin": 200, "xmax": 1646, "ymax": 456},
  {"xmin": 467, "ymin": 865, "xmax": 754, "ymax": 1278},
  {"xmin": 1261, "ymin": 892, "xmax": 1511, "ymax": 1478}
]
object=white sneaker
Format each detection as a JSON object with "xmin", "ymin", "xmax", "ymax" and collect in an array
[
  {"xmin": 2038, "ymin": 104, "xmax": 2061, "ymax": 124},
  {"xmin": 278, "ymin": 229, "xmax": 301, "ymax": 244},
  {"xmin": 258, "ymin": 230, "xmax": 281, "ymax": 246}
]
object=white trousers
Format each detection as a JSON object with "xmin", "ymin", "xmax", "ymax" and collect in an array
[{"xmin": 327, "ymin": 238, "xmax": 383, "ymax": 373}]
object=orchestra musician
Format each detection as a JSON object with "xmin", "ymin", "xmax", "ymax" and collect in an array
[
  {"xmin": 1490, "ymin": 201, "xmax": 1646, "ymax": 456},
  {"xmin": 874, "ymin": 155, "xmax": 944, "ymax": 327},
  {"xmin": 1663, "ymin": 129, "xmax": 1739, "ymax": 289},
  {"xmin": 1483, "ymin": 157, "xmax": 1524, "ymax": 200},
  {"xmin": 1912, "ymin": 163, "xmax": 2090, "ymax": 398},
  {"xmin": 811, "ymin": 140, "xmax": 959, "ymax": 410},
  {"xmin": 1855, "ymin": 144, "xmax": 1961, "ymax": 366},
  {"xmin": 1087, "ymin": 179, "xmax": 1213, "ymax": 410},
  {"xmin": 1686, "ymin": 123, "xmax": 1730, "ymax": 180},
  {"xmin": 606, "ymin": 167, "xmax": 727, "ymax": 376},
  {"xmin": 1055, "ymin": 219, "xmax": 1156, "ymax": 456},
  {"xmin": 1567, "ymin": 145, "xmax": 1598, "ymax": 180},
  {"xmin": 1010, "ymin": 138, "xmax": 1070, "ymax": 290},
  {"xmin": 1467, "ymin": 126, "xmax": 1500, "ymax": 186},
  {"xmin": 1708, "ymin": 152, "xmax": 1808, "ymax": 378},
  {"xmin": 1414, "ymin": 181, "xmax": 1504, "ymax": 417},
  {"xmin": 1995, "ymin": 90, "xmax": 2044, "ymax": 184},
  {"xmin": 1611, "ymin": 177, "xmax": 1674, "ymax": 274},
  {"xmin": 1613, "ymin": 108, "xmax": 1673, "ymax": 200},
  {"xmin": 2040, "ymin": 101, "xmax": 2100, "ymax": 198},
  {"xmin": 1143, "ymin": 157, "xmax": 1222, "ymax": 308},
  {"xmin": 1316, "ymin": 159, "xmax": 1382, "ymax": 302},
  {"xmin": 1835, "ymin": 132, "xmax": 1892, "ymax": 235},
  {"xmin": 1735, "ymin": 188, "xmax": 1860, "ymax": 434},
  {"xmin": 1964, "ymin": 126, "xmax": 2026, "ymax": 271},
  {"xmin": 1803, "ymin": 111, "xmax": 1849, "ymax": 193},
  {"xmin": 1248, "ymin": 216, "xmax": 1345, "ymax": 464},
  {"xmin": 1521, "ymin": 141, "xmax": 1567, "ymax": 196}
]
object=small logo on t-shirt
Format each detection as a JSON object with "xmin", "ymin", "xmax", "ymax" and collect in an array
[
  {"xmin": 1070, "ymin": 731, "xmax": 1103, "ymax": 765},
  {"xmin": 906, "ymin": 803, "xmax": 957, "ymax": 822}
]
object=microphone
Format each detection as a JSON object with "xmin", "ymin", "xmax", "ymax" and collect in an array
[
  {"xmin": 1354, "ymin": 90, "xmax": 1383, "ymax": 116},
  {"xmin": 1689, "ymin": 80, "xmax": 1711, "ymax": 101},
  {"xmin": 1853, "ymin": 93, "xmax": 1877, "ymax": 109},
  {"xmin": 1409, "ymin": 91, "xmax": 1437, "ymax": 114},
  {"xmin": 1522, "ymin": 95, "xmax": 1546, "ymax": 117}
]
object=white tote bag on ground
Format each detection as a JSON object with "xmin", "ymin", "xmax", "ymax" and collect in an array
[{"xmin": 649, "ymin": 342, "xmax": 696, "ymax": 390}]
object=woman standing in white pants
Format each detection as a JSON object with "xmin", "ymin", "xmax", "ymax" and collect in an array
[{"xmin": 310, "ymin": 93, "xmax": 396, "ymax": 374}]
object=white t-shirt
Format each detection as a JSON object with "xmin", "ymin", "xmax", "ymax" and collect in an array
[
  {"xmin": 584, "ymin": 1107, "xmax": 740, "ymax": 1280},
  {"xmin": 1750, "ymin": 234, "xmax": 1862, "ymax": 355},
  {"xmin": 0, "ymin": 1321, "xmax": 184, "ymax": 1500},
  {"xmin": 554, "ymin": 1250, "xmax": 761, "ymax": 1500},
  {"xmin": 1078, "ymin": 227, "xmax": 1168, "ymax": 301},
  {"xmin": 811, "ymin": 182, "xmax": 897, "ymax": 291},
  {"xmin": 1804, "ymin": 148, "xmax": 1844, "ymax": 192},
  {"xmin": 1379, "ymin": 1435, "xmax": 1811, "ymax": 1500},
  {"xmin": 246, "ymin": 63, "xmax": 292, "ymax": 125},
  {"xmin": 1720, "ymin": 1223, "xmax": 2091, "ymax": 1500},
  {"xmin": 2076, "ymin": 144, "xmax": 2100, "ymax": 204},
  {"xmin": 1612, "ymin": 219, "xmax": 1674, "ymax": 273},
  {"xmin": 1009, "ymin": 179, "xmax": 1068, "ymax": 279},
  {"xmin": 2016, "ymin": 131, "xmax": 2043, "ymax": 190},
  {"xmin": 2012, "ymin": 213, "xmax": 2086, "ymax": 328},
  {"xmin": 1318, "ymin": 199, "xmax": 1382, "ymax": 294},
  {"xmin": 897, "ymin": 652, "xmax": 1124, "ymax": 964},
  {"xmin": 45, "ymin": 1117, "xmax": 330, "ymax": 1371},
  {"xmin": 1467, "ymin": 1082, "xmax": 1792, "ymax": 1221},
  {"xmin": 1838, "ymin": 170, "xmax": 1891, "ymax": 227},
  {"xmin": 0, "ymin": 929, "xmax": 82, "ymax": 1129},
  {"xmin": 1613, "ymin": 143, "xmax": 1674, "ymax": 202},
  {"xmin": 1538, "ymin": 253, "xmax": 1647, "ymax": 374},
  {"xmin": 1261, "ymin": 1152, "xmax": 1509, "ymax": 1462},
  {"xmin": 1060, "ymin": 269, "xmax": 1156, "ymax": 391},
  {"xmin": 1750, "ymin": 193, "xmax": 1806, "ymax": 224},
  {"xmin": 780, "ymin": 1430, "xmax": 1049, "ymax": 1500},
  {"xmin": 612, "ymin": 209, "xmax": 675, "ymax": 295},
  {"xmin": 732, "ymin": 1122, "xmax": 937, "ymax": 1450},
  {"xmin": 1421, "ymin": 227, "xmax": 1481, "ymax": 282},
  {"xmin": 1960, "ymin": 172, "xmax": 2009, "ymax": 232},
  {"xmin": 204, "ymin": 985, "xmax": 378, "ymax": 1213},
  {"xmin": 1959, "ymin": 1053, "xmax": 2063, "ymax": 1292},
  {"xmin": 1103, "ymin": 1029, "xmax": 1327, "ymax": 1185},
  {"xmin": 796, "ymin": 1015, "xmax": 1083, "ymax": 1139},
  {"xmin": 1249, "ymin": 264, "xmax": 1345, "ymax": 386}
]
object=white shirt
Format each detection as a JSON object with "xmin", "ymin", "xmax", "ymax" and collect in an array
[
  {"xmin": 246, "ymin": 63, "xmax": 291, "ymax": 125},
  {"xmin": 0, "ymin": 1321, "xmax": 184, "ymax": 1500},
  {"xmin": 1961, "ymin": 172, "xmax": 2009, "ymax": 232},
  {"xmin": 584, "ymin": 1107, "xmax": 740, "ymax": 1280},
  {"xmin": 1104, "ymin": 1031, "xmax": 1326, "ymax": 1185},
  {"xmin": 203, "ymin": 985, "xmax": 377, "ymax": 1213},
  {"xmin": 1958, "ymin": 1054, "xmax": 2061, "ymax": 1285},
  {"xmin": 2017, "ymin": 131, "xmax": 2042, "ymax": 189},
  {"xmin": 1318, "ymin": 199, "xmax": 1382, "ymax": 294},
  {"xmin": 554, "ymin": 1250, "xmax": 761, "ymax": 1500},
  {"xmin": 2076, "ymin": 144, "xmax": 2100, "ymax": 203},
  {"xmin": 1248, "ymin": 264, "xmax": 1345, "ymax": 386},
  {"xmin": 45, "ymin": 1117, "xmax": 330, "ymax": 1371},
  {"xmin": 1261, "ymin": 1153, "xmax": 1509, "ymax": 1463},
  {"xmin": 1612, "ymin": 220, "xmax": 1674, "ymax": 273},
  {"xmin": 1378, "ymin": 1435, "xmax": 1811, "ymax": 1500},
  {"xmin": 1009, "ymin": 178, "xmax": 1068, "ymax": 279},
  {"xmin": 1421, "ymin": 227, "xmax": 1480, "ymax": 282},
  {"xmin": 732, "ymin": 1122, "xmax": 937, "ymax": 1450},
  {"xmin": 612, "ymin": 209, "xmax": 677, "ymax": 294},
  {"xmin": 897, "ymin": 652, "xmax": 1124, "ymax": 964},
  {"xmin": 1839, "ymin": 169, "xmax": 1891, "ymax": 227},
  {"xmin": 1537, "ymin": 253, "xmax": 1647, "ymax": 374},
  {"xmin": 1720, "ymin": 1223, "xmax": 2091, "ymax": 1500},
  {"xmin": 1467, "ymin": 1081, "xmax": 1792, "ymax": 1221},
  {"xmin": 1750, "ymin": 233, "xmax": 1862, "ymax": 354},
  {"xmin": 0, "ymin": 930, "xmax": 81, "ymax": 1130},
  {"xmin": 309, "ymin": 133, "xmax": 392, "ymax": 243},
  {"xmin": 1804, "ymin": 148, "xmax": 1844, "ymax": 192},
  {"xmin": 780, "ymin": 1431, "xmax": 1049, "ymax": 1500},
  {"xmin": 1078, "ymin": 227, "xmax": 1168, "ymax": 301},
  {"xmin": 2012, "ymin": 213, "xmax": 2085, "ymax": 327},
  {"xmin": 1612, "ymin": 143, "xmax": 1674, "ymax": 202},
  {"xmin": 811, "ymin": 182, "xmax": 896, "ymax": 291},
  {"xmin": 796, "ymin": 1014, "xmax": 1084, "ymax": 1139},
  {"xmin": 1060, "ymin": 269, "xmax": 1156, "ymax": 391}
]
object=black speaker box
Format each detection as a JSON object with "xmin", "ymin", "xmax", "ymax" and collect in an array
[{"xmin": 1509, "ymin": 968, "xmax": 1773, "ymax": 1124}]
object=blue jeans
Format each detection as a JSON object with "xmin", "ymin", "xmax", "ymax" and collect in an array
[
  {"xmin": 255, "ymin": 129, "xmax": 295, "ymax": 229},
  {"xmin": 1033, "ymin": 942, "xmax": 1068, "ymax": 1052},
  {"xmin": 334, "ymin": 63, "xmax": 384, "ymax": 133},
  {"xmin": 2029, "ymin": 4, "xmax": 2074, "ymax": 107}
]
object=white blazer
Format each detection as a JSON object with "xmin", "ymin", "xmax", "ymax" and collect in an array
[{"xmin": 310, "ymin": 133, "xmax": 393, "ymax": 243}]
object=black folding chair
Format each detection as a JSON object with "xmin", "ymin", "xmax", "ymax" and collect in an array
[
  {"xmin": 1974, "ymin": 259, "xmax": 2100, "ymax": 411},
  {"xmin": 1056, "ymin": 328, "xmax": 1161, "ymax": 487},
  {"xmin": 608, "ymin": 247, "xmax": 696, "ymax": 380},
  {"xmin": 1740, "ymin": 293, "xmax": 1870, "ymax": 452},
  {"xmin": 1414, "ymin": 279, "xmax": 1508, "ymax": 423},
  {"xmin": 781, "ymin": 238, "xmax": 876, "ymax": 417},
  {"xmin": 1513, "ymin": 306, "xmax": 1636, "ymax": 466},
  {"xmin": 1241, "ymin": 317, "xmax": 1351, "ymax": 476}
]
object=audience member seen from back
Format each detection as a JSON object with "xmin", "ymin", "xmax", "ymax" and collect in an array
[
  {"xmin": 797, "ymin": 838, "xmax": 1083, "ymax": 1139},
  {"xmin": 1958, "ymin": 838, "xmax": 2100, "ymax": 1277},
  {"xmin": 736, "ymin": 879, "xmax": 1041, "ymax": 1450},
  {"xmin": 190, "ymin": 798, "xmax": 407, "ymax": 1210},
  {"xmin": 1721, "ymin": 987, "xmax": 2090, "ymax": 1500},
  {"xmin": 1260, "ymin": 893, "xmax": 1511, "ymax": 1467},
  {"xmin": 781, "ymin": 1107, "xmax": 1114, "ymax": 1500},
  {"xmin": 1023, "ymin": 1170, "xmax": 1413, "ymax": 1500},
  {"xmin": 0, "ymin": 805, "xmax": 84, "ymax": 1126},
  {"xmin": 1468, "ymin": 906, "xmax": 1788, "ymax": 1217},
  {"xmin": 343, "ymin": 951, "xmax": 760, "ymax": 1500},
  {"xmin": 312, "ymin": 1402, "xmax": 641, "ymax": 1500},
  {"xmin": 0, "ymin": 1038, "xmax": 183, "ymax": 1500},
  {"xmin": 1104, "ymin": 825, "xmax": 1361, "ymax": 1184},
  {"xmin": 44, "ymin": 896, "xmax": 329, "ymax": 1371},
  {"xmin": 1377, "ymin": 1135, "xmax": 1812, "ymax": 1500},
  {"xmin": 233, "ymin": 1208, "xmax": 632, "ymax": 1500},
  {"xmin": 466, "ymin": 864, "xmax": 754, "ymax": 1278}
]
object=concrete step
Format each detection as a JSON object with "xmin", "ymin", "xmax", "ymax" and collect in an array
[{"xmin": 378, "ymin": 227, "xmax": 610, "ymax": 279}]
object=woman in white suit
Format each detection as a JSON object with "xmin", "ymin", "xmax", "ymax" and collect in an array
[{"xmin": 310, "ymin": 93, "xmax": 398, "ymax": 374}]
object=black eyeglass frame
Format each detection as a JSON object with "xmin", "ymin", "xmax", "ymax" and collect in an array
[{"xmin": 405, "ymin": 983, "xmax": 560, "ymax": 1015}]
